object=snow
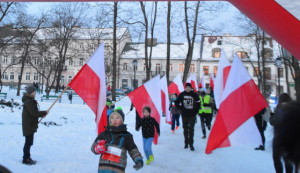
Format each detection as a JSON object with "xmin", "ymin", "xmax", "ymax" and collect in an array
[{"xmin": 0, "ymin": 86, "xmax": 276, "ymax": 173}]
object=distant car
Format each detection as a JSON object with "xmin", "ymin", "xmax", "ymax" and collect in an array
[
  {"xmin": 122, "ymin": 87, "xmax": 133, "ymax": 94},
  {"xmin": 115, "ymin": 89, "xmax": 125, "ymax": 97},
  {"xmin": 268, "ymin": 94, "xmax": 278, "ymax": 112}
]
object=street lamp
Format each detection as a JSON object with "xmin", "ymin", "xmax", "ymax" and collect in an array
[
  {"xmin": 275, "ymin": 57, "xmax": 282, "ymax": 95},
  {"xmin": 132, "ymin": 59, "xmax": 138, "ymax": 89}
]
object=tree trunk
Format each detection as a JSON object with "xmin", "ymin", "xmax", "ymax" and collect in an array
[
  {"xmin": 291, "ymin": 56, "xmax": 300, "ymax": 101},
  {"xmin": 112, "ymin": 1, "xmax": 118, "ymax": 101},
  {"xmin": 166, "ymin": 1, "xmax": 171, "ymax": 83}
]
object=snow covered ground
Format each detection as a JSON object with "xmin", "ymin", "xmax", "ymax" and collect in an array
[{"xmin": 0, "ymin": 86, "xmax": 276, "ymax": 173}]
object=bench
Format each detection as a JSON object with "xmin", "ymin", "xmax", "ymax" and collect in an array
[
  {"xmin": 41, "ymin": 95, "xmax": 61, "ymax": 103},
  {"xmin": 0, "ymin": 93, "xmax": 7, "ymax": 99}
]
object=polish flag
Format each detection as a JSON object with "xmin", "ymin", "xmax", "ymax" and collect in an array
[
  {"xmin": 168, "ymin": 74, "xmax": 184, "ymax": 95},
  {"xmin": 161, "ymin": 75, "xmax": 171, "ymax": 124},
  {"xmin": 69, "ymin": 44, "xmax": 107, "ymax": 134},
  {"xmin": 213, "ymin": 50, "xmax": 231, "ymax": 109},
  {"xmin": 186, "ymin": 74, "xmax": 198, "ymax": 91},
  {"xmin": 205, "ymin": 55, "xmax": 268, "ymax": 154},
  {"xmin": 128, "ymin": 75, "xmax": 162, "ymax": 144}
]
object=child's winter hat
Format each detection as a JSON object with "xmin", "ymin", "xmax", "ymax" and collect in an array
[
  {"xmin": 109, "ymin": 112, "xmax": 124, "ymax": 123},
  {"xmin": 26, "ymin": 85, "xmax": 36, "ymax": 94}
]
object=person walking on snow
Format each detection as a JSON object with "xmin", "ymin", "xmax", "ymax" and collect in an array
[
  {"xmin": 175, "ymin": 83, "xmax": 200, "ymax": 151},
  {"xmin": 91, "ymin": 112, "xmax": 143, "ymax": 173},
  {"xmin": 198, "ymin": 90, "xmax": 213, "ymax": 139},
  {"xmin": 169, "ymin": 93, "xmax": 181, "ymax": 133},
  {"xmin": 22, "ymin": 85, "xmax": 48, "ymax": 165},
  {"xmin": 136, "ymin": 106, "xmax": 160, "ymax": 165}
]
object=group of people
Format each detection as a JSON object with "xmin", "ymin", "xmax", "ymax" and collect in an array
[{"xmin": 20, "ymin": 83, "xmax": 300, "ymax": 173}]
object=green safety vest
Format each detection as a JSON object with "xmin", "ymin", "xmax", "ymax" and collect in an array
[{"xmin": 198, "ymin": 95, "xmax": 212, "ymax": 114}]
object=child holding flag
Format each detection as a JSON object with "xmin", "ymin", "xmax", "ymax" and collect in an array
[
  {"xmin": 91, "ymin": 112, "xmax": 143, "ymax": 173},
  {"xmin": 136, "ymin": 106, "xmax": 160, "ymax": 165}
]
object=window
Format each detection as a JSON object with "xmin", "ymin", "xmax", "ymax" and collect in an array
[
  {"xmin": 169, "ymin": 64, "xmax": 173, "ymax": 71},
  {"xmin": 203, "ymin": 66, "xmax": 209, "ymax": 75},
  {"xmin": 262, "ymin": 48, "xmax": 273, "ymax": 59},
  {"xmin": 2, "ymin": 72, "xmax": 8, "ymax": 80},
  {"xmin": 61, "ymin": 76, "xmax": 65, "ymax": 83},
  {"xmin": 68, "ymin": 76, "xmax": 72, "ymax": 83},
  {"xmin": 33, "ymin": 73, "xmax": 38, "ymax": 81},
  {"xmin": 217, "ymin": 40, "xmax": 222, "ymax": 45},
  {"xmin": 155, "ymin": 64, "xmax": 161, "ymax": 74},
  {"xmin": 264, "ymin": 67, "xmax": 271, "ymax": 80},
  {"xmin": 236, "ymin": 51, "xmax": 248, "ymax": 58},
  {"xmin": 123, "ymin": 63, "xmax": 128, "ymax": 70},
  {"xmin": 2, "ymin": 56, "xmax": 8, "ymax": 64},
  {"xmin": 79, "ymin": 44, "xmax": 83, "ymax": 49},
  {"xmin": 254, "ymin": 67, "xmax": 260, "ymax": 77},
  {"xmin": 34, "ymin": 57, "xmax": 39, "ymax": 65},
  {"xmin": 18, "ymin": 73, "xmax": 21, "ymax": 80},
  {"xmin": 10, "ymin": 72, "xmax": 14, "ymax": 80},
  {"xmin": 179, "ymin": 64, "xmax": 184, "ymax": 72},
  {"xmin": 69, "ymin": 59, "xmax": 73, "ymax": 66},
  {"xmin": 25, "ymin": 72, "xmax": 30, "ymax": 80},
  {"xmin": 278, "ymin": 68, "xmax": 283, "ymax": 78},
  {"xmin": 189, "ymin": 64, "xmax": 195, "ymax": 72},
  {"xmin": 212, "ymin": 48, "xmax": 221, "ymax": 58},
  {"xmin": 214, "ymin": 66, "xmax": 218, "ymax": 77},
  {"xmin": 79, "ymin": 58, "xmax": 84, "ymax": 66}
]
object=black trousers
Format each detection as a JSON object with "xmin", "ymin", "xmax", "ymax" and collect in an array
[
  {"xmin": 199, "ymin": 113, "xmax": 213, "ymax": 136},
  {"xmin": 182, "ymin": 116, "xmax": 196, "ymax": 146},
  {"xmin": 23, "ymin": 134, "xmax": 34, "ymax": 160}
]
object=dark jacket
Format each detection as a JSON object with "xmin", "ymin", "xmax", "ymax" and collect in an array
[
  {"xmin": 175, "ymin": 91, "xmax": 200, "ymax": 117},
  {"xmin": 136, "ymin": 116, "xmax": 160, "ymax": 138},
  {"xmin": 91, "ymin": 125, "xmax": 142, "ymax": 173},
  {"xmin": 22, "ymin": 94, "xmax": 47, "ymax": 136}
]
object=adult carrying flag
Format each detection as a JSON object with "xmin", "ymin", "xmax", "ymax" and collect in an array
[
  {"xmin": 69, "ymin": 44, "xmax": 107, "ymax": 134},
  {"xmin": 205, "ymin": 55, "xmax": 268, "ymax": 154}
]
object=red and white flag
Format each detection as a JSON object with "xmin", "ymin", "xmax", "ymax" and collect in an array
[
  {"xmin": 186, "ymin": 74, "xmax": 198, "ymax": 91},
  {"xmin": 168, "ymin": 74, "xmax": 184, "ymax": 95},
  {"xmin": 69, "ymin": 44, "xmax": 107, "ymax": 134},
  {"xmin": 161, "ymin": 75, "xmax": 171, "ymax": 124},
  {"xmin": 205, "ymin": 55, "xmax": 268, "ymax": 154},
  {"xmin": 128, "ymin": 75, "xmax": 162, "ymax": 144},
  {"xmin": 213, "ymin": 50, "xmax": 231, "ymax": 109}
]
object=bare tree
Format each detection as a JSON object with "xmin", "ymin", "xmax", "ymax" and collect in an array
[
  {"xmin": 182, "ymin": 1, "xmax": 200, "ymax": 82},
  {"xmin": 166, "ymin": 1, "xmax": 171, "ymax": 83},
  {"xmin": 46, "ymin": 2, "xmax": 88, "ymax": 92}
]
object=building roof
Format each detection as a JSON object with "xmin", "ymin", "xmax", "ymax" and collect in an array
[{"xmin": 121, "ymin": 42, "xmax": 201, "ymax": 60}]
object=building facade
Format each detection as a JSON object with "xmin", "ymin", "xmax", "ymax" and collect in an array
[{"xmin": 119, "ymin": 35, "xmax": 295, "ymax": 97}]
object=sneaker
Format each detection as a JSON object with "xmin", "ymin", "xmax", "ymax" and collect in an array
[
  {"xmin": 22, "ymin": 158, "xmax": 36, "ymax": 165},
  {"xmin": 207, "ymin": 126, "xmax": 211, "ymax": 130},
  {"xmin": 149, "ymin": 155, "xmax": 154, "ymax": 162},
  {"xmin": 254, "ymin": 145, "xmax": 265, "ymax": 151},
  {"xmin": 190, "ymin": 145, "xmax": 195, "ymax": 151},
  {"xmin": 176, "ymin": 126, "xmax": 179, "ymax": 130},
  {"xmin": 184, "ymin": 144, "xmax": 189, "ymax": 149},
  {"xmin": 202, "ymin": 135, "xmax": 206, "ymax": 139},
  {"xmin": 146, "ymin": 159, "xmax": 151, "ymax": 165},
  {"xmin": 172, "ymin": 130, "xmax": 175, "ymax": 134}
]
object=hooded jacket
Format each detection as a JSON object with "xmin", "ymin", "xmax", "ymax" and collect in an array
[{"xmin": 22, "ymin": 94, "xmax": 47, "ymax": 136}]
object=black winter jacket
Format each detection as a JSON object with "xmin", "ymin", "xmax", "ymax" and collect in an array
[
  {"xmin": 136, "ymin": 116, "xmax": 160, "ymax": 138},
  {"xmin": 22, "ymin": 94, "xmax": 47, "ymax": 136},
  {"xmin": 175, "ymin": 91, "xmax": 200, "ymax": 117}
]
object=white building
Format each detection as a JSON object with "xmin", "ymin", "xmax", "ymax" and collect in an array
[{"xmin": 119, "ymin": 35, "xmax": 295, "ymax": 97}]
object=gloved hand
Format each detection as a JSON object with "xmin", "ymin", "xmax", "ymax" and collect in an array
[
  {"xmin": 94, "ymin": 140, "xmax": 107, "ymax": 154},
  {"xmin": 133, "ymin": 159, "xmax": 143, "ymax": 170}
]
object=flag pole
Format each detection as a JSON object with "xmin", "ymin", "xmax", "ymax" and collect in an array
[{"xmin": 39, "ymin": 86, "xmax": 69, "ymax": 123}]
